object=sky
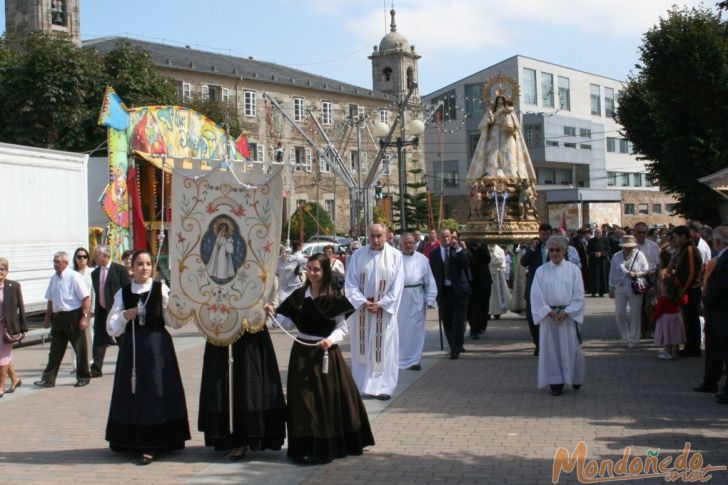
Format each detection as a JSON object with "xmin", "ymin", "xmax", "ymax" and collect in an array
[{"xmin": 1, "ymin": 0, "xmax": 711, "ymax": 95}]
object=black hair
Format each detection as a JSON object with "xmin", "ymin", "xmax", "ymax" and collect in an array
[
  {"xmin": 131, "ymin": 249, "xmax": 152, "ymax": 266},
  {"xmin": 672, "ymin": 225, "xmax": 690, "ymax": 239},
  {"xmin": 72, "ymin": 247, "xmax": 91, "ymax": 272},
  {"xmin": 539, "ymin": 223, "xmax": 552, "ymax": 232},
  {"xmin": 293, "ymin": 252, "xmax": 339, "ymax": 315}
]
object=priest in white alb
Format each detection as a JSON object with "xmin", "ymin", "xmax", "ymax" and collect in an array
[
  {"xmin": 397, "ymin": 233, "xmax": 437, "ymax": 371},
  {"xmin": 529, "ymin": 236, "xmax": 586, "ymax": 396},
  {"xmin": 345, "ymin": 223, "xmax": 404, "ymax": 400}
]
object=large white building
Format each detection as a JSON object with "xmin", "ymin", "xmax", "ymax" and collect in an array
[{"xmin": 423, "ymin": 55, "xmax": 681, "ymax": 227}]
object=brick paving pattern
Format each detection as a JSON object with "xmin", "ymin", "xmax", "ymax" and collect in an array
[{"xmin": 1, "ymin": 297, "xmax": 726, "ymax": 484}]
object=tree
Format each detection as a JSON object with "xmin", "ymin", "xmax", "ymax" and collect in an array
[
  {"xmin": 284, "ymin": 202, "xmax": 333, "ymax": 243},
  {"xmin": 0, "ymin": 32, "xmax": 106, "ymax": 151},
  {"xmin": 616, "ymin": 6, "xmax": 728, "ymax": 225},
  {"xmin": 0, "ymin": 34, "xmax": 239, "ymax": 152},
  {"xmin": 440, "ymin": 218, "xmax": 460, "ymax": 232}
]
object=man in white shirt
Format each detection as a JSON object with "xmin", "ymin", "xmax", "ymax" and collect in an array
[{"xmin": 35, "ymin": 251, "xmax": 91, "ymax": 388}]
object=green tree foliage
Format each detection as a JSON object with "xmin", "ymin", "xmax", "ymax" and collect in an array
[
  {"xmin": 616, "ymin": 6, "xmax": 728, "ymax": 225},
  {"xmin": 284, "ymin": 202, "xmax": 333, "ymax": 243},
  {"xmin": 0, "ymin": 34, "xmax": 239, "ymax": 152},
  {"xmin": 440, "ymin": 218, "xmax": 460, "ymax": 232},
  {"xmin": 0, "ymin": 32, "xmax": 106, "ymax": 151}
]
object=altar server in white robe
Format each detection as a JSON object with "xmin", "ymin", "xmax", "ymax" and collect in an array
[
  {"xmin": 530, "ymin": 236, "xmax": 586, "ymax": 396},
  {"xmin": 397, "ymin": 233, "xmax": 437, "ymax": 371},
  {"xmin": 345, "ymin": 224, "xmax": 404, "ymax": 400},
  {"xmin": 489, "ymin": 243, "xmax": 512, "ymax": 317}
]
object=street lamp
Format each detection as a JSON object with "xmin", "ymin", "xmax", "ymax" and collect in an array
[{"xmin": 374, "ymin": 117, "xmax": 424, "ymax": 233}]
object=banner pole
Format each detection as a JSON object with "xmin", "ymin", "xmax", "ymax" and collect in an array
[{"xmin": 228, "ymin": 344, "xmax": 234, "ymax": 435}]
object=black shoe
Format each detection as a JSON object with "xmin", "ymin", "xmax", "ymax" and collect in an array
[
  {"xmin": 74, "ymin": 380, "xmax": 90, "ymax": 388},
  {"xmin": 471, "ymin": 333, "xmax": 481, "ymax": 340},
  {"xmin": 449, "ymin": 351, "xmax": 460, "ymax": 360},
  {"xmin": 533, "ymin": 348, "xmax": 539, "ymax": 356},
  {"xmin": 494, "ymin": 315, "xmax": 501, "ymax": 320},
  {"xmin": 694, "ymin": 384, "xmax": 718, "ymax": 393},
  {"xmin": 573, "ymin": 384, "xmax": 581, "ymax": 391},
  {"xmin": 228, "ymin": 446, "xmax": 249, "ymax": 461},
  {"xmin": 33, "ymin": 380, "xmax": 55, "ymax": 388},
  {"xmin": 598, "ymin": 294, "xmax": 604, "ymax": 297},
  {"xmin": 591, "ymin": 294, "xmax": 596, "ymax": 298},
  {"xmin": 716, "ymin": 394, "xmax": 728, "ymax": 404},
  {"xmin": 408, "ymin": 364, "xmax": 421, "ymax": 371},
  {"xmin": 90, "ymin": 369, "xmax": 103, "ymax": 378},
  {"xmin": 361, "ymin": 393, "xmax": 375, "ymax": 400},
  {"xmin": 550, "ymin": 384, "xmax": 564, "ymax": 396},
  {"xmin": 678, "ymin": 349, "xmax": 701, "ymax": 357},
  {"xmin": 376, "ymin": 394, "xmax": 391, "ymax": 401}
]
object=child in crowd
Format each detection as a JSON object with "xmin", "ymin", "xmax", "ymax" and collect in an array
[{"xmin": 651, "ymin": 277, "xmax": 687, "ymax": 360}]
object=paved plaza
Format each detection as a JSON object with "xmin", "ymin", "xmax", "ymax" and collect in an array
[{"xmin": 1, "ymin": 298, "xmax": 727, "ymax": 484}]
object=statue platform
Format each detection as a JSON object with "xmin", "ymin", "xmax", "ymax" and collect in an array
[{"xmin": 461, "ymin": 176, "xmax": 540, "ymax": 245}]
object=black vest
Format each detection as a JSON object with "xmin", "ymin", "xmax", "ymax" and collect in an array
[{"xmin": 121, "ymin": 281, "xmax": 164, "ymax": 328}]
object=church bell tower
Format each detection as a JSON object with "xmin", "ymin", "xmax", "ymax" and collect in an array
[
  {"xmin": 5, "ymin": 0, "xmax": 81, "ymax": 45},
  {"xmin": 369, "ymin": 9, "xmax": 421, "ymax": 102}
]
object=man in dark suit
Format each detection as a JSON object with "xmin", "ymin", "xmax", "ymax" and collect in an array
[
  {"xmin": 520, "ymin": 223, "xmax": 553, "ymax": 356},
  {"xmin": 466, "ymin": 241, "xmax": 492, "ymax": 339},
  {"xmin": 702, "ymin": 227, "xmax": 728, "ymax": 403},
  {"xmin": 430, "ymin": 229, "xmax": 472, "ymax": 359},
  {"xmin": 91, "ymin": 245, "xmax": 130, "ymax": 377}
]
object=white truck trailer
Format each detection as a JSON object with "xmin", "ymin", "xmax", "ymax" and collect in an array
[{"xmin": 0, "ymin": 142, "xmax": 89, "ymax": 313}]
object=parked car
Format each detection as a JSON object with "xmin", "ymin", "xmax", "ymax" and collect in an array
[{"xmin": 301, "ymin": 242, "xmax": 346, "ymax": 259}]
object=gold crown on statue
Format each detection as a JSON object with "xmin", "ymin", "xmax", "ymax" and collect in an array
[{"xmin": 482, "ymin": 73, "xmax": 520, "ymax": 109}]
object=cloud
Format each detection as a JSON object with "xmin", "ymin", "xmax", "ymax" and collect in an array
[{"xmin": 322, "ymin": 0, "xmax": 707, "ymax": 54}]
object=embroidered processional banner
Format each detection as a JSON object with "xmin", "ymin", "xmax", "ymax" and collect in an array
[{"xmin": 168, "ymin": 164, "xmax": 282, "ymax": 346}]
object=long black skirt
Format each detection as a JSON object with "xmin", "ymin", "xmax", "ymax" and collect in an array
[
  {"xmin": 106, "ymin": 326, "xmax": 190, "ymax": 453},
  {"xmin": 198, "ymin": 329, "xmax": 286, "ymax": 451},
  {"xmin": 287, "ymin": 341, "xmax": 375, "ymax": 463},
  {"xmin": 588, "ymin": 257, "xmax": 610, "ymax": 295}
]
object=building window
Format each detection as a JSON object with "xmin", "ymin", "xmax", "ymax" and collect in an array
[
  {"xmin": 620, "ymin": 172, "xmax": 630, "ymax": 187},
  {"xmin": 666, "ymin": 203, "xmax": 676, "ymax": 213},
  {"xmin": 467, "ymin": 131, "xmax": 480, "ymax": 162},
  {"xmin": 523, "ymin": 68, "xmax": 537, "ymax": 105},
  {"xmin": 358, "ymin": 106, "xmax": 365, "ymax": 120},
  {"xmin": 590, "ymin": 84, "xmax": 601, "ymax": 116},
  {"xmin": 348, "ymin": 104, "xmax": 359, "ymax": 119},
  {"xmin": 605, "ymin": 87, "xmax": 615, "ymax": 118},
  {"xmin": 624, "ymin": 203, "xmax": 635, "ymax": 215},
  {"xmin": 564, "ymin": 142, "xmax": 576, "ymax": 148},
  {"xmin": 382, "ymin": 67, "xmax": 392, "ymax": 82},
  {"xmin": 580, "ymin": 144, "xmax": 592, "ymax": 150},
  {"xmin": 244, "ymin": 90, "xmax": 256, "ymax": 117},
  {"xmin": 205, "ymin": 85, "xmax": 222, "ymax": 101},
  {"xmin": 177, "ymin": 82, "xmax": 192, "ymax": 101},
  {"xmin": 607, "ymin": 171, "xmax": 617, "ymax": 186},
  {"xmin": 221, "ymin": 88, "xmax": 230, "ymax": 102},
  {"xmin": 464, "ymin": 83, "xmax": 485, "ymax": 119},
  {"xmin": 406, "ymin": 67, "xmax": 414, "ymax": 89},
  {"xmin": 433, "ymin": 161, "xmax": 460, "ymax": 190},
  {"xmin": 653, "ymin": 203, "xmax": 662, "ymax": 214},
  {"xmin": 524, "ymin": 126, "xmax": 535, "ymax": 147},
  {"xmin": 606, "ymin": 137, "xmax": 617, "ymax": 153},
  {"xmin": 580, "ymin": 128, "xmax": 592, "ymax": 138},
  {"xmin": 563, "ymin": 126, "xmax": 576, "ymax": 137},
  {"xmin": 638, "ymin": 203, "xmax": 649, "ymax": 215},
  {"xmin": 633, "ymin": 173, "xmax": 643, "ymax": 187},
  {"xmin": 379, "ymin": 110, "xmax": 389, "ymax": 124},
  {"xmin": 619, "ymin": 139, "xmax": 630, "ymax": 154},
  {"xmin": 252, "ymin": 142, "xmax": 265, "ymax": 162},
  {"xmin": 541, "ymin": 72, "xmax": 554, "ymax": 108},
  {"xmin": 201, "ymin": 84, "xmax": 209, "ymax": 100},
  {"xmin": 433, "ymin": 90, "xmax": 456, "ymax": 121},
  {"xmin": 546, "ymin": 140, "xmax": 560, "ymax": 147},
  {"xmin": 538, "ymin": 168, "xmax": 555, "ymax": 185},
  {"xmin": 296, "ymin": 199, "xmax": 306, "ymax": 209},
  {"xmin": 292, "ymin": 146, "xmax": 312, "ymax": 172},
  {"xmin": 293, "ymin": 97, "xmax": 305, "ymax": 122},
  {"xmin": 321, "ymin": 101, "xmax": 332, "ymax": 125},
  {"xmin": 324, "ymin": 199, "xmax": 335, "ymax": 219},
  {"xmin": 350, "ymin": 150, "xmax": 359, "ymax": 173},
  {"xmin": 558, "ymin": 76, "xmax": 570, "ymax": 111},
  {"xmin": 319, "ymin": 156, "xmax": 330, "ymax": 173},
  {"xmin": 645, "ymin": 176, "xmax": 654, "ymax": 188}
]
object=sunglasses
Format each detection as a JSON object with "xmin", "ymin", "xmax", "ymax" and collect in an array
[
  {"xmin": 548, "ymin": 248, "xmax": 563, "ymax": 253},
  {"xmin": 76, "ymin": 255, "xmax": 89, "ymax": 259}
]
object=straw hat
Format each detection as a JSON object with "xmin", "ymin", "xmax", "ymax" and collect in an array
[{"xmin": 620, "ymin": 235, "xmax": 638, "ymax": 248}]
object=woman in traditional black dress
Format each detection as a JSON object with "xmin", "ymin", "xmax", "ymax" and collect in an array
[
  {"xmin": 197, "ymin": 329, "xmax": 287, "ymax": 459},
  {"xmin": 105, "ymin": 250, "xmax": 190, "ymax": 464},
  {"xmin": 265, "ymin": 252, "xmax": 375, "ymax": 464}
]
